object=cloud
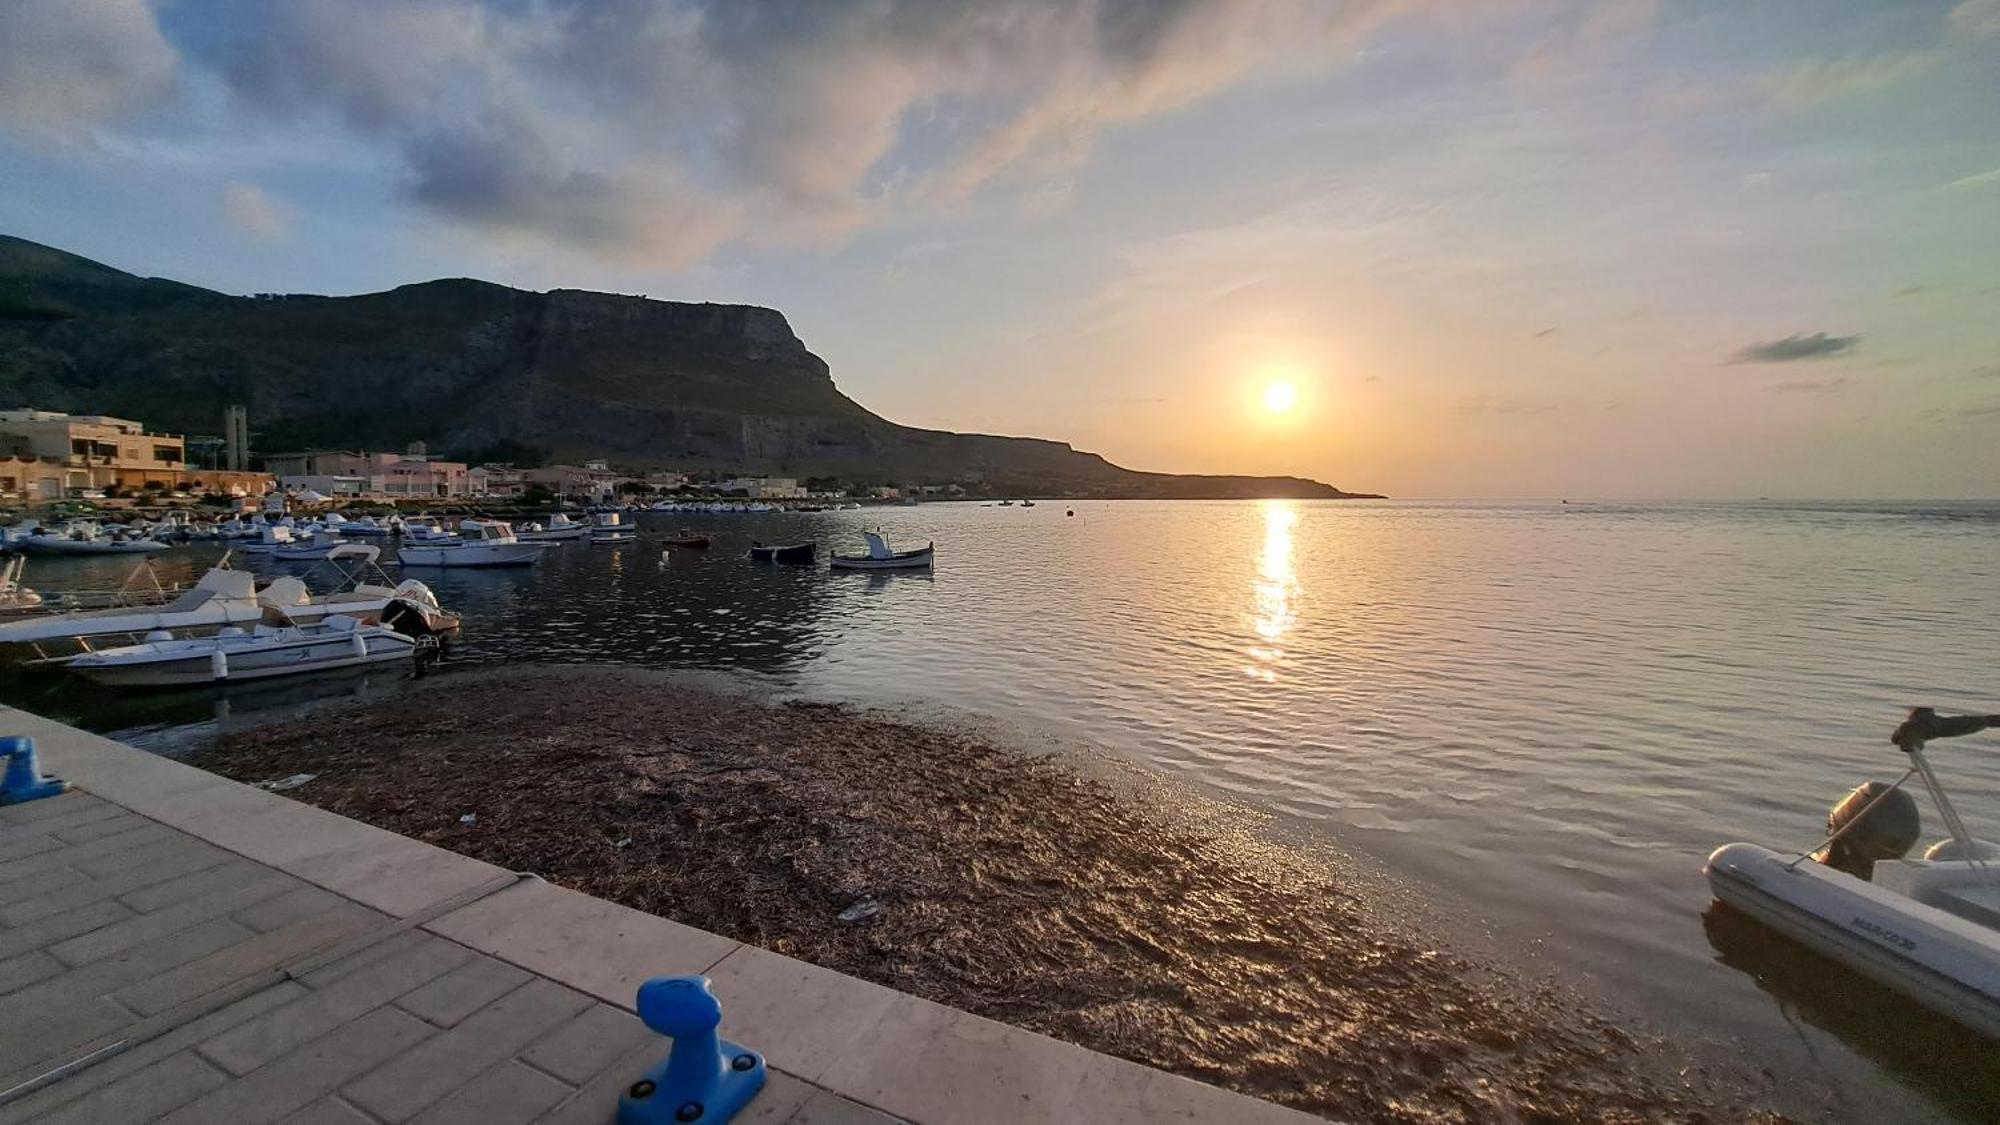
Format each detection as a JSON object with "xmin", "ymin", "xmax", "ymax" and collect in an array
[
  {"xmin": 1761, "ymin": 50, "xmax": 1939, "ymax": 112},
  {"xmin": 186, "ymin": 0, "xmax": 1416, "ymax": 266},
  {"xmin": 1773, "ymin": 377, "xmax": 1850, "ymax": 394},
  {"xmin": 1732, "ymin": 333, "xmax": 1860, "ymax": 363},
  {"xmin": 1944, "ymin": 167, "xmax": 2000, "ymax": 190},
  {"xmin": 0, "ymin": 0, "xmax": 179, "ymax": 142},
  {"xmin": 221, "ymin": 182, "xmax": 290, "ymax": 240},
  {"xmin": 1950, "ymin": 0, "xmax": 2000, "ymax": 39}
]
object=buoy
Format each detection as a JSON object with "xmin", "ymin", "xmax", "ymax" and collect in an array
[
  {"xmin": 618, "ymin": 975, "xmax": 764, "ymax": 1124},
  {"xmin": 1, "ymin": 737, "xmax": 68, "ymax": 805}
]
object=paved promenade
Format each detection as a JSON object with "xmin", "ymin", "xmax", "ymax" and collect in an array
[{"xmin": 0, "ymin": 706, "xmax": 1322, "ymax": 1124}]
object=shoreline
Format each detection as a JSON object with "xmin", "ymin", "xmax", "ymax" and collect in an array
[{"xmin": 186, "ymin": 664, "xmax": 1777, "ymax": 1122}]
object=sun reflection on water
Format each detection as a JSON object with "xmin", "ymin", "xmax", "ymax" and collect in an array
[{"xmin": 1247, "ymin": 502, "xmax": 1298, "ymax": 681}]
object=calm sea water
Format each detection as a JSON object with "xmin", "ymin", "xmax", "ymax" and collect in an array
[{"xmin": 8, "ymin": 499, "xmax": 1999, "ymax": 1121}]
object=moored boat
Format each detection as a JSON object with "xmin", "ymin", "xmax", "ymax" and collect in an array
[
  {"xmin": 664, "ymin": 528, "xmax": 710, "ymax": 549},
  {"xmin": 517, "ymin": 512, "xmax": 587, "ymax": 542},
  {"xmin": 14, "ymin": 526, "xmax": 169, "ymax": 556},
  {"xmin": 272, "ymin": 530, "xmax": 349, "ymax": 561},
  {"xmin": 63, "ymin": 598, "xmax": 447, "ymax": 688},
  {"xmin": 748, "ymin": 541, "xmax": 816, "ymax": 564},
  {"xmin": 397, "ymin": 519, "xmax": 544, "ymax": 567},
  {"xmin": 829, "ymin": 532, "xmax": 933, "ymax": 571},
  {"xmin": 589, "ymin": 511, "xmax": 637, "ymax": 544},
  {"xmin": 1705, "ymin": 708, "xmax": 2000, "ymax": 1039}
]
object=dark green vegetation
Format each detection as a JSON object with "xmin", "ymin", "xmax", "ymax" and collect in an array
[{"xmin": 0, "ymin": 235, "xmax": 1375, "ymax": 497}]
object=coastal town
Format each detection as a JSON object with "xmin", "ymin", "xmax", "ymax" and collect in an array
[{"xmin": 0, "ymin": 407, "xmax": 963, "ymax": 513}]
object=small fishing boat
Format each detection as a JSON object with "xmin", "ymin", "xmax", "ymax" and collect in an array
[
  {"xmin": 748, "ymin": 541, "xmax": 815, "ymax": 564},
  {"xmin": 1706, "ymin": 708, "xmax": 2000, "ymax": 1038},
  {"xmin": 338, "ymin": 516, "xmax": 395, "ymax": 538},
  {"xmin": 64, "ymin": 597, "xmax": 448, "ymax": 688},
  {"xmin": 589, "ymin": 511, "xmax": 637, "ymax": 545},
  {"xmin": 517, "ymin": 512, "xmax": 587, "ymax": 542},
  {"xmin": 829, "ymin": 532, "xmax": 933, "ymax": 571},
  {"xmin": 664, "ymin": 529, "xmax": 711, "ymax": 549},
  {"xmin": 1020, "ymin": 500, "xmax": 1036, "ymax": 508},
  {"xmin": 397, "ymin": 520, "xmax": 544, "ymax": 568}
]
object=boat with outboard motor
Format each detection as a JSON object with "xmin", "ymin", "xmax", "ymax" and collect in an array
[
  {"xmin": 1705, "ymin": 707, "xmax": 2000, "ymax": 1039},
  {"xmin": 829, "ymin": 531, "xmax": 933, "ymax": 571},
  {"xmin": 63, "ymin": 597, "xmax": 448, "ymax": 688},
  {"xmin": 0, "ymin": 548, "xmax": 452, "ymax": 661},
  {"xmin": 397, "ymin": 519, "xmax": 545, "ymax": 567}
]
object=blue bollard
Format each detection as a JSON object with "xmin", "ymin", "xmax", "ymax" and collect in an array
[
  {"xmin": 0, "ymin": 737, "xmax": 67, "ymax": 806},
  {"xmin": 618, "ymin": 975, "xmax": 765, "ymax": 1124}
]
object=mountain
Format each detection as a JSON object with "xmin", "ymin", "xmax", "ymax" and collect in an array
[{"xmin": 0, "ymin": 235, "xmax": 1377, "ymax": 498}]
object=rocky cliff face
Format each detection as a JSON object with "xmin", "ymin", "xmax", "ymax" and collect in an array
[{"xmin": 0, "ymin": 235, "xmax": 1370, "ymax": 497}]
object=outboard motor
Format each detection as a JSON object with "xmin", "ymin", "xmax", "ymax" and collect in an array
[{"xmin": 1818, "ymin": 781, "xmax": 1920, "ymax": 880}]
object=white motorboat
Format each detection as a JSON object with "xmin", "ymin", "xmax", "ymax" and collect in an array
[
  {"xmin": 518, "ymin": 512, "xmax": 587, "ymax": 542},
  {"xmin": 239, "ymin": 526, "xmax": 295, "ymax": 555},
  {"xmin": 272, "ymin": 530, "xmax": 349, "ymax": 561},
  {"xmin": 0, "ymin": 566, "xmax": 266, "ymax": 653},
  {"xmin": 13, "ymin": 526, "xmax": 169, "ymax": 556},
  {"xmin": 64, "ymin": 599, "xmax": 446, "ymax": 688},
  {"xmin": 339, "ymin": 516, "xmax": 394, "ymax": 538},
  {"xmin": 402, "ymin": 522, "xmax": 464, "ymax": 548},
  {"xmin": 256, "ymin": 545, "xmax": 458, "ymax": 632},
  {"xmin": 829, "ymin": 531, "xmax": 933, "ymax": 571},
  {"xmin": 397, "ymin": 519, "xmax": 544, "ymax": 567},
  {"xmin": 589, "ymin": 511, "xmax": 637, "ymax": 544},
  {"xmin": 1706, "ymin": 708, "xmax": 2000, "ymax": 1039}
]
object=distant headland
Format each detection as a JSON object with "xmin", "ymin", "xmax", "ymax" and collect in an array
[{"xmin": 0, "ymin": 234, "xmax": 1378, "ymax": 500}]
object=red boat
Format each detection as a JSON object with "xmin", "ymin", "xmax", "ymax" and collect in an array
[{"xmin": 664, "ymin": 529, "xmax": 711, "ymax": 549}]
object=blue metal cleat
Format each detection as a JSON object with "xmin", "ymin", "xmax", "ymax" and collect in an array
[
  {"xmin": 618, "ymin": 975, "xmax": 765, "ymax": 1124},
  {"xmin": 0, "ymin": 737, "xmax": 67, "ymax": 806}
]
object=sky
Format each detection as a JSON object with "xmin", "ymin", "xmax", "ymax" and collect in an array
[{"xmin": 2, "ymin": 0, "xmax": 1998, "ymax": 499}]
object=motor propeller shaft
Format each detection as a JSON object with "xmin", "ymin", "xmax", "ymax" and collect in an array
[{"xmin": 1891, "ymin": 707, "xmax": 2000, "ymax": 751}]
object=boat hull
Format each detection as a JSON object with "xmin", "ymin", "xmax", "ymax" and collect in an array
[
  {"xmin": 15, "ymin": 538, "xmax": 169, "ymax": 556},
  {"xmin": 397, "ymin": 543, "xmax": 542, "ymax": 567},
  {"xmin": 830, "ymin": 548, "xmax": 933, "ymax": 570},
  {"xmin": 1706, "ymin": 843, "xmax": 2000, "ymax": 1038},
  {"xmin": 518, "ymin": 527, "xmax": 586, "ymax": 541},
  {"xmin": 68, "ymin": 633, "xmax": 417, "ymax": 688}
]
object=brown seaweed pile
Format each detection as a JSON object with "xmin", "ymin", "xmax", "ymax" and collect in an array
[{"xmin": 190, "ymin": 666, "xmax": 1777, "ymax": 1123}]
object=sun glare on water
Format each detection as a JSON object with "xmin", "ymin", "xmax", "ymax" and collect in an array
[{"xmin": 1262, "ymin": 381, "xmax": 1299, "ymax": 415}]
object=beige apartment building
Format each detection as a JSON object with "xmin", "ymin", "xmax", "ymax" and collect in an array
[{"xmin": 0, "ymin": 409, "xmax": 187, "ymax": 499}]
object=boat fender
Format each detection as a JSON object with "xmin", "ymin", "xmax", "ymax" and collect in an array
[
  {"xmin": 1819, "ymin": 781, "xmax": 1920, "ymax": 880},
  {"xmin": 143, "ymin": 629, "xmax": 172, "ymax": 643},
  {"xmin": 352, "ymin": 631, "xmax": 368, "ymax": 660},
  {"xmin": 211, "ymin": 649, "xmax": 229, "ymax": 680}
]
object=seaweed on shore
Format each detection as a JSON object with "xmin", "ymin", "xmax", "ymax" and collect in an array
[{"xmin": 190, "ymin": 666, "xmax": 1779, "ymax": 1124}]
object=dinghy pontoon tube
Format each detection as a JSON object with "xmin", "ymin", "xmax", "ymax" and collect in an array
[{"xmin": 1706, "ymin": 708, "xmax": 2000, "ymax": 1039}]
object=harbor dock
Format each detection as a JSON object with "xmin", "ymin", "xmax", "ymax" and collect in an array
[{"xmin": 0, "ymin": 706, "xmax": 1317, "ymax": 1124}]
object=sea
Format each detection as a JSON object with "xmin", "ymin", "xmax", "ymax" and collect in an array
[{"xmin": 5, "ymin": 499, "xmax": 1998, "ymax": 1122}]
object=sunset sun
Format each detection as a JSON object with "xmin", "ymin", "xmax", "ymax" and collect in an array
[{"xmin": 1262, "ymin": 381, "xmax": 1299, "ymax": 415}]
